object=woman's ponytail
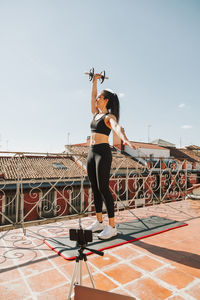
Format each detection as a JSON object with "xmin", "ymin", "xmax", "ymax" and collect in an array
[{"xmin": 102, "ymin": 90, "xmax": 120, "ymax": 122}]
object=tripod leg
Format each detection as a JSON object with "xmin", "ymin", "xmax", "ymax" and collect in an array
[
  {"xmin": 84, "ymin": 260, "xmax": 96, "ymax": 288},
  {"xmin": 79, "ymin": 260, "xmax": 83, "ymax": 285},
  {"xmin": 67, "ymin": 261, "xmax": 79, "ymax": 300}
]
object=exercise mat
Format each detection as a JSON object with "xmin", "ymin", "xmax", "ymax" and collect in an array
[{"xmin": 44, "ymin": 216, "xmax": 187, "ymax": 260}]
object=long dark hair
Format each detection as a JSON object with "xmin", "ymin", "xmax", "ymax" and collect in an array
[{"xmin": 102, "ymin": 90, "xmax": 120, "ymax": 122}]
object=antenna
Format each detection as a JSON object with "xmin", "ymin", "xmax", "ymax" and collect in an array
[
  {"xmin": 67, "ymin": 132, "xmax": 70, "ymax": 145},
  {"xmin": 147, "ymin": 125, "xmax": 152, "ymax": 143}
]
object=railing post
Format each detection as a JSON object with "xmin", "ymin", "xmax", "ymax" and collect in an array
[
  {"xmin": 1, "ymin": 194, "xmax": 6, "ymax": 225},
  {"xmin": 53, "ymin": 190, "xmax": 57, "ymax": 217},
  {"xmin": 159, "ymin": 158, "xmax": 162, "ymax": 203},
  {"xmin": 185, "ymin": 160, "xmax": 188, "ymax": 194},
  {"xmin": 20, "ymin": 192, "xmax": 26, "ymax": 235},
  {"xmin": 80, "ymin": 176, "xmax": 84, "ymax": 213},
  {"xmin": 126, "ymin": 164, "xmax": 128, "ymax": 201},
  {"xmin": 16, "ymin": 182, "xmax": 20, "ymax": 224},
  {"xmin": 16, "ymin": 155, "xmax": 23, "ymax": 225}
]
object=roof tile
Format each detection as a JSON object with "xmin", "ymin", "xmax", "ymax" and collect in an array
[{"xmin": 0, "ymin": 156, "xmax": 84, "ymax": 180}]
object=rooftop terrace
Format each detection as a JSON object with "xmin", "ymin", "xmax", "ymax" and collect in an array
[{"xmin": 0, "ymin": 199, "xmax": 200, "ymax": 300}]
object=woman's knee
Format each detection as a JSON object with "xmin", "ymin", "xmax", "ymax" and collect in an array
[{"xmin": 98, "ymin": 184, "xmax": 110, "ymax": 196}]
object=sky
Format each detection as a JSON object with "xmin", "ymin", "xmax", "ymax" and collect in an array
[{"xmin": 0, "ymin": 0, "xmax": 199, "ymax": 153}]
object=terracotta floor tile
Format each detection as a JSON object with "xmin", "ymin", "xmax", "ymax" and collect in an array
[
  {"xmin": 154, "ymin": 266, "xmax": 194, "ymax": 289},
  {"xmin": 174, "ymin": 238, "xmax": 200, "ymax": 254},
  {"xmin": 0, "ymin": 261, "xmax": 15, "ymax": 274},
  {"xmin": 0, "ymin": 267, "xmax": 22, "ymax": 282},
  {"xmin": 126, "ymin": 277, "xmax": 172, "ymax": 300},
  {"xmin": 111, "ymin": 287, "xmax": 134, "ymax": 297},
  {"xmin": 13, "ymin": 236, "xmax": 40, "ymax": 248},
  {"xmin": 104, "ymin": 263, "xmax": 142, "ymax": 284},
  {"xmin": 60, "ymin": 260, "xmax": 95, "ymax": 280},
  {"xmin": 58, "ymin": 261, "xmax": 75, "ymax": 279},
  {"xmin": 131, "ymin": 255, "xmax": 163, "ymax": 272},
  {"xmin": 172, "ymin": 258, "xmax": 200, "ymax": 278},
  {"xmin": 0, "ymin": 278, "xmax": 30, "ymax": 300},
  {"xmin": 185, "ymin": 282, "xmax": 200, "ymax": 300},
  {"xmin": 49, "ymin": 254, "xmax": 69, "ymax": 267},
  {"xmin": 111, "ymin": 245, "xmax": 141, "ymax": 260},
  {"xmin": 20, "ymin": 257, "xmax": 54, "ymax": 276},
  {"xmin": 168, "ymin": 296, "xmax": 186, "ymax": 300},
  {"xmin": 0, "ymin": 252, "xmax": 15, "ymax": 269},
  {"xmin": 88, "ymin": 253, "xmax": 119, "ymax": 269},
  {"xmin": 5, "ymin": 248, "xmax": 44, "ymax": 266},
  {"xmin": 188, "ymin": 217, "xmax": 200, "ymax": 225},
  {"xmin": 129, "ymin": 240, "xmax": 188, "ymax": 265},
  {"xmin": 142, "ymin": 234, "xmax": 175, "ymax": 247},
  {"xmin": 185, "ymin": 225, "xmax": 200, "ymax": 236},
  {"xmin": 84, "ymin": 272, "xmax": 118, "ymax": 291},
  {"xmin": 37, "ymin": 283, "xmax": 70, "ymax": 300},
  {"xmin": 160, "ymin": 226, "xmax": 192, "ymax": 242},
  {"xmin": 27, "ymin": 269, "xmax": 68, "ymax": 293}
]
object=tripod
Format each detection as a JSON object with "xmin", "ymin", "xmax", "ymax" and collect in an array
[{"xmin": 67, "ymin": 243, "xmax": 104, "ymax": 300}]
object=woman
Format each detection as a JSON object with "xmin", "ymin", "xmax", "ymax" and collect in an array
[{"xmin": 86, "ymin": 73, "xmax": 135, "ymax": 240}]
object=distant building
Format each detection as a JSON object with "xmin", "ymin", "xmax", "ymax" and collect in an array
[
  {"xmin": 125, "ymin": 141, "xmax": 170, "ymax": 159},
  {"xmin": 113, "ymin": 131, "xmax": 170, "ymax": 159},
  {"xmin": 151, "ymin": 139, "xmax": 176, "ymax": 148}
]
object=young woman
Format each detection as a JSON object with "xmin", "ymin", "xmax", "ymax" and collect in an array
[{"xmin": 86, "ymin": 73, "xmax": 135, "ymax": 239}]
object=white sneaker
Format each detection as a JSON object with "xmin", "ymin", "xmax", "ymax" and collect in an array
[
  {"xmin": 86, "ymin": 220, "xmax": 105, "ymax": 232},
  {"xmin": 98, "ymin": 225, "xmax": 118, "ymax": 240}
]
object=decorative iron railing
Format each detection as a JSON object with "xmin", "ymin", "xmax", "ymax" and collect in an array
[{"xmin": 0, "ymin": 151, "xmax": 199, "ymax": 232}]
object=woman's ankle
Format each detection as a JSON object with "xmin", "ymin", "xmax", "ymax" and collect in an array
[
  {"xmin": 108, "ymin": 217, "xmax": 115, "ymax": 228},
  {"xmin": 96, "ymin": 212, "xmax": 103, "ymax": 223}
]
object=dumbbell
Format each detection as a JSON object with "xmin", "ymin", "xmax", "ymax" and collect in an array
[{"xmin": 84, "ymin": 68, "xmax": 109, "ymax": 83}]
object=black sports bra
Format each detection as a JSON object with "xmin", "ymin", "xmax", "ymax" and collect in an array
[{"xmin": 90, "ymin": 113, "xmax": 111, "ymax": 136}]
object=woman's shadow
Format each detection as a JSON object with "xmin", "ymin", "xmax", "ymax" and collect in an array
[{"xmin": 131, "ymin": 239, "xmax": 200, "ymax": 270}]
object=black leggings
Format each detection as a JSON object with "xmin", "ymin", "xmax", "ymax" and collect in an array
[{"xmin": 86, "ymin": 143, "xmax": 114, "ymax": 218}]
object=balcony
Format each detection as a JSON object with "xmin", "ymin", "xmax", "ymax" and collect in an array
[
  {"xmin": 1, "ymin": 149, "xmax": 199, "ymax": 230},
  {"xmin": 0, "ymin": 199, "xmax": 200, "ymax": 299},
  {"xmin": 0, "ymin": 151, "xmax": 200, "ymax": 299}
]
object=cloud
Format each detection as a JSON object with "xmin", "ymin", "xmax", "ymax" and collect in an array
[
  {"xmin": 119, "ymin": 93, "xmax": 125, "ymax": 98},
  {"xmin": 181, "ymin": 125, "xmax": 193, "ymax": 129},
  {"xmin": 178, "ymin": 103, "xmax": 186, "ymax": 108}
]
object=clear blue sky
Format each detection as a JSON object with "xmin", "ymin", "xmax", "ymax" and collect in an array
[{"xmin": 0, "ymin": 0, "xmax": 199, "ymax": 152}]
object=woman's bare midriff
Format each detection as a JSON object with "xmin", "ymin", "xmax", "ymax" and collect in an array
[{"xmin": 90, "ymin": 133, "xmax": 109, "ymax": 145}]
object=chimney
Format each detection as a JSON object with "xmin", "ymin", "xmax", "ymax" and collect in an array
[{"xmin": 113, "ymin": 131, "xmax": 124, "ymax": 151}]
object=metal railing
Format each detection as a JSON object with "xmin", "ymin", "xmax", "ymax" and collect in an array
[{"xmin": 0, "ymin": 151, "xmax": 199, "ymax": 232}]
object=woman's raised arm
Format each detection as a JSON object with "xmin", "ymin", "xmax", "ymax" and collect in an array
[{"xmin": 91, "ymin": 74, "xmax": 101, "ymax": 114}]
